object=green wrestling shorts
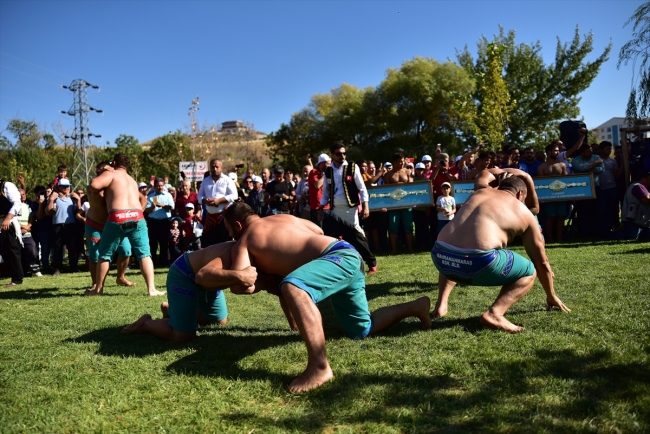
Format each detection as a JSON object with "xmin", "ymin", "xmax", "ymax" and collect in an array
[
  {"xmin": 85, "ymin": 218, "xmax": 131, "ymax": 262},
  {"xmin": 388, "ymin": 208, "xmax": 414, "ymax": 234},
  {"xmin": 431, "ymin": 241, "xmax": 534, "ymax": 286},
  {"xmin": 167, "ymin": 252, "xmax": 228, "ymax": 333},
  {"xmin": 98, "ymin": 210, "xmax": 151, "ymax": 261},
  {"xmin": 281, "ymin": 240, "xmax": 371, "ymax": 339}
]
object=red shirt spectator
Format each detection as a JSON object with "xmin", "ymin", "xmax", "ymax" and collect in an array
[{"xmin": 175, "ymin": 181, "xmax": 200, "ymax": 219}]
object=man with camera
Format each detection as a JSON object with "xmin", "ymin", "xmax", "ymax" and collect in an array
[{"xmin": 264, "ymin": 166, "xmax": 295, "ymax": 215}]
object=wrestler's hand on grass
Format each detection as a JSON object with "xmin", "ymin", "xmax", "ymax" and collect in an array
[{"xmin": 546, "ymin": 295, "xmax": 571, "ymax": 312}]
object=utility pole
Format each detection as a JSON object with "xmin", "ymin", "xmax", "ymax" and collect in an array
[
  {"xmin": 188, "ymin": 95, "xmax": 199, "ymax": 166},
  {"xmin": 60, "ymin": 79, "xmax": 102, "ymax": 189}
]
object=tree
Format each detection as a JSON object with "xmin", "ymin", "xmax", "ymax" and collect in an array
[
  {"xmin": 475, "ymin": 42, "xmax": 511, "ymax": 148},
  {"xmin": 458, "ymin": 26, "xmax": 611, "ymax": 148},
  {"xmin": 618, "ymin": 2, "xmax": 650, "ymax": 123},
  {"xmin": 141, "ymin": 131, "xmax": 192, "ymax": 182}
]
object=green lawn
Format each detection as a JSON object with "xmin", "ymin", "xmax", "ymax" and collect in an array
[{"xmin": 1, "ymin": 241, "xmax": 649, "ymax": 433}]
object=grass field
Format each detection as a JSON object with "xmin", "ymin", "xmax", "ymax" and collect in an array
[{"xmin": 1, "ymin": 240, "xmax": 649, "ymax": 433}]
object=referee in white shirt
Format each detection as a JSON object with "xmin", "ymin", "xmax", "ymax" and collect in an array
[{"xmin": 197, "ymin": 158, "xmax": 238, "ymax": 247}]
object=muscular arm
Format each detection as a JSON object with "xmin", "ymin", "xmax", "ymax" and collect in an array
[
  {"xmin": 89, "ymin": 170, "xmax": 114, "ymax": 193},
  {"xmin": 475, "ymin": 168, "xmax": 539, "ymax": 215},
  {"xmin": 521, "ymin": 215, "xmax": 570, "ymax": 312},
  {"xmin": 227, "ymin": 240, "xmax": 257, "ymax": 294},
  {"xmin": 195, "ymin": 259, "xmax": 257, "ymax": 291}
]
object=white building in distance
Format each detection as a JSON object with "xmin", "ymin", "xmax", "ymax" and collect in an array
[{"xmin": 592, "ymin": 117, "xmax": 649, "ymax": 145}]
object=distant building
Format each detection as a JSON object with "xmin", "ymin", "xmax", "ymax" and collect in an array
[
  {"xmin": 591, "ymin": 117, "xmax": 649, "ymax": 145},
  {"xmin": 218, "ymin": 120, "xmax": 267, "ymax": 140}
]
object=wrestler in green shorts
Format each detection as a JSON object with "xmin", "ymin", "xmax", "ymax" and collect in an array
[
  {"xmin": 85, "ymin": 223, "xmax": 131, "ymax": 262},
  {"xmin": 388, "ymin": 208, "xmax": 414, "ymax": 234},
  {"xmin": 99, "ymin": 219, "xmax": 151, "ymax": 261},
  {"xmin": 167, "ymin": 252, "xmax": 228, "ymax": 333},
  {"xmin": 432, "ymin": 241, "xmax": 535, "ymax": 287},
  {"xmin": 281, "ymin": 240, "xmax": 371, "ymax": 339}
]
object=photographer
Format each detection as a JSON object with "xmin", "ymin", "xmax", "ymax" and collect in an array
[{"xmin": 263, "ymin": 166, "xmax": 295, "ymax": 215}]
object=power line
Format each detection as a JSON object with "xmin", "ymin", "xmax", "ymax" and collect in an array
[{"xmin": 0, "ymin": 51, "xmax": 72, "ymax": 80}]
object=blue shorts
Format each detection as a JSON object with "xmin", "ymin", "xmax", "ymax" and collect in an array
[
  {"xmin": 167, "ymin": 253, "xmax": 228, "ymax": 333},
  {"xmin": 281, "ymin": 240, "xmax": 372, "ymax": 339},
  {"xmin": 431, "ymin": 241, "xmax": 534, "ymax": 286},
  {"xmin": 85, "ymin": 220, "xmax": 131, "ymax": 262},
  {"xmin": 98, "ymin": 212, "xmax": 151, "ymax": 261},
  {"xmin": 388, "ymin": 208, "xmax": 414, "ymax": 234}
]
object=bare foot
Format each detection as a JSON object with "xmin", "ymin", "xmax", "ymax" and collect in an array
[
  {"xmin": 84, "ymin": 287, "xmax": 103, "ymax": 296},
  {"xmin": 121, "ymin": 314, "xmax": 152, "ymax": 334},
  {"xmin": 289, "ymin": 364, "xmax": 334, "ymax": 393},
  {"xmin": 160, "ymin": 302, "xmax": 170, "ymax": 318},
  {"xmin": 480, "ymin": 310, "xmax": 523, "ymax": 333},
  {"xmin": 147, "ymin": 288, "xmax": 166, "ymax": 296},
  {"xmin": 414, "ymin": 296, "xmax": 432, "ymax": 330},
  {"xmin": 116, "ymin": 277, "xmax": 136, "ymax": 287},
  {"xmin": 430, "ymin": 302, "xmax": 448, "ymax": 319}
]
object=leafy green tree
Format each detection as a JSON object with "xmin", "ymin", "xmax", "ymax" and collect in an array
[
  {"xmin": 141, "ymin": 131, "xmax": 191, "ymax": 182},
  {"xmin": 475, "ymin": 43, "xmax": 511, "ymax": 148},
  {"xmin": 457, "ymin": 26, "xmax": 611, "ymax": 148},
  {"xmin": 618, "ymin": 2, "xmax": 650, "ymax": 123}
]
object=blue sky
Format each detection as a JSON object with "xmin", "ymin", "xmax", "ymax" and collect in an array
[{"xmin": 0, "ymin": 0, "xmax": 643, "ymax": 148}]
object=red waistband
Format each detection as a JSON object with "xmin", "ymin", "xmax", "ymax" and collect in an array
[
  {"xmin": 107, "ymin": 209, "xmax": 144, "ymax": 223},
  {"xmin": 85, "ymin": 217, "xmax": 105, "ymax": 231}
]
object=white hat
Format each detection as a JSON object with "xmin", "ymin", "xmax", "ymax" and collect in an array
[
  {"xmin": 441, "ymin": 182, "xmax": 451, "ymax": 188},
  {"xmin": 384, "ymin": 162, "xmax": 392, "ymax": 167},
  {"xmin": 415, "ymin": 162, "xmax": 425, "ymax": 169},
  {"xmin": 228, "ymin": 172, "xmax": 237, "ymax": 181},
  {"xmin": 252, "ymin": 176, "xmax": 263, "ymax": 183},
  {"xmin": 421, "ymin": 155, "xmax": 433, "ymax": 162},
  {"xmin": 58, "ymin": 178, "xmax": 71, "ymax": 187},
  {"xmin": 317, "ymin": 153, "xmax": 331, "ymax": 165},
  {"xmin": 185, "ymin": 202, "xmax": 194, "ymax": 209},
  {"xmin": 138, "ymin": 182, "xmax": 148, "ymax": 188}
]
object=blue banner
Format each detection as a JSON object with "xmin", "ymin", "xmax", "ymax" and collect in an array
[
  {"xmin": 451, "ymin": 174, "xmax": 596, "ymax": 205},
  {"xmin": 367, "ymin": 181, "xmax": 434, "ymax": 211}
]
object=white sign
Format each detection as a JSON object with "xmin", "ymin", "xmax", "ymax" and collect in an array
[{"xmin": 179, "ymin": 161, "xmax": 208, "ymax": 182}]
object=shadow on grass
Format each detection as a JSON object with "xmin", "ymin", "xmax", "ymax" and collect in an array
[
  {"xmin": 0, "ymin": 287, "xmax": 121, "ymax": 300},
  {"xmin": 365, "ymin": 280, "xmax": 433, "ymax": 301},
  {"xmin": 219, "ymin": 348, "xmax": 650, "ymax": 432},
  {"xmin": 618, "ymin": 245, "xmax": 650, "ymax": 255}
]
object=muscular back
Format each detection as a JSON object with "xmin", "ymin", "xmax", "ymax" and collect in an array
[
  {"xmin": 104, "ymin": 169, "xmax": 142, "ymax": 211},
  {"xmin": 437, "ymin": 188, "xmax": 534, "ymax": 251},
  {"xmin": 234, "ymin": 214, "xmax": 335, "ymax": 277},
  {"xmin": 188, "ymin": 242, "xmax": 233, "ymax": 273}
]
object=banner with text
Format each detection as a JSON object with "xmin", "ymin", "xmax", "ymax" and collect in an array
[{"xmin": 179, "ymin": 161, "xmax": 208, "ymax": 182}]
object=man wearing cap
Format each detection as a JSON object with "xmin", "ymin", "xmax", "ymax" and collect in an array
[
  {"xmin": 245, "ymin": 176, "xmax": 265, "ymax": 216},
  {"xmin": 175, "ymin": 180, "xmax": 200, "ymax": 220},
  {"xmin": 264, "ymin": 166, "xmax": 295, "ymax": 215},
  {"xmin": 46, "ymin": 177, "xmax": 81, "ymax": 275},
  {"xmin": 197, "ymin": 158, "xmax": 238, "ymax": 247},
  {"xmin": 138, "ymin": 182, "xmax": 151, "ymax": 197},
  {"xmin": 308, "ymin": 154, "xmax": 331, "ymax": 226},
  {"xmin": 421, "ymin": 155, "xmax": 434, "ymax": 179},
  {"xmin": 318, "ymin": 142, "xmax": 378, "ymax": 274},
  {"xmin": 145, "ymin": 177, "xmax": 175, "ymax": 267},
  {"xmin": 0, "ymin": 177, "xmax": 24, "ymax": 286}
]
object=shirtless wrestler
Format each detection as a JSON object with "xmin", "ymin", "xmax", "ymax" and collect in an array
[
  {"xmin": 537, "ymin": 143, "xmax": 570, "ymax": 242},
  {"xmin": 122, "ymin": 242, "xmax": 258, "ymax": 341},
  {"xmin": 83, "ymin": 161, "xmax": 142, "ymax": 292},
  {"xmin": 383, "ymin": 153, "xmax": 415, "ymax": 254},
  {"xmin": 86, "ymin": 153, "xmax": 164, "ymax": 296},
  {"xmin": 222, "ymin": 202, "xmax": 431, "ymax": 393},
  {"xmin": 430, "ymin": 174, "xmax": 570, "ymax": 333}
]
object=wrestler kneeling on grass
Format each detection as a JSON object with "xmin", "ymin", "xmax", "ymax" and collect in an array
[
  {"xmin": 223, "ymin": 202, "xmax": 432, "ymax": 393},
  {"xmin": 121, "ymin": 242, "xmax": 257, "ymax": 342},
  {"xmin": 430, "ymin": 173, "xmax": 570, "ymax": 333}
]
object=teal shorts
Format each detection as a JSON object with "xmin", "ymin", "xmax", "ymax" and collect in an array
[
  {"xmin": 542, "ymin": 202, "xmax": 568, "ymax": 218},
  {"xmin": 167, "ymin": 253, "xmax": 228, "ymax": 333},
  {"xmin": 281, "ymin": 240, "xmax": 371, "ymax": 339},
  {"xmin": 431, "ymin": 241, "xmax": 535, "ymax": 286},
  {"xmin": 85, "ymin": 222, "xmax": 131, "ymax": 262},
  {"xmin": 98, "ymin": 219, "xmax": 151, "ymax": 261},
  {"xmin": 388, "ymin": 208, "xmax": 414, "ymax": 234}
]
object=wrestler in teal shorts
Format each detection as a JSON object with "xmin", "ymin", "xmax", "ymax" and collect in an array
[
  {"xmin": 281, "ymin": 240, "xmax": 371, "ymax": 339},
  {"xmin": 85, "ymin": 223, "xmax": 131, "ymax": 262},
  {"xmin": 431, "ymin": 241, "xmax": 535, "ymax": 287},
  {"xmin": 167, "ymin": 252, "xmax": 228, "ymax": 333},
  {"xmin": 388, "ymin": 208, "xmax": 414, "ymax": 234},
  {"xmin": 99, "ymin": 215, "xmax": 151, "ymax": 261}
]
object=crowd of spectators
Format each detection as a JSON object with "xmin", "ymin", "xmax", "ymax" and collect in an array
[{"xmin": 1, "ymin": 133, "xmax": 649, "ymax": 286}]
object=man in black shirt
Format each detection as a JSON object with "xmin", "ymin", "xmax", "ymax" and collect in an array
[{"xmin": 264, "ymin": 166, "xmax": 295, "ymax": 215}]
